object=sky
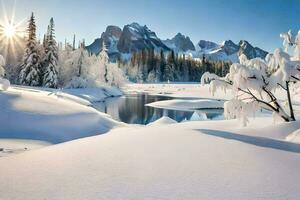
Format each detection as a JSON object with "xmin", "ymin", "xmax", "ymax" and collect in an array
[{"xmin": 1, "ymin": 0, "xmax": 300, "ymax": 52}]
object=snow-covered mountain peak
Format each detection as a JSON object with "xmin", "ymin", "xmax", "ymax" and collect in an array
[
  {"xmin": 198, "ymin": 40, "xmax": 219, "ymax": 51},
  {"xmin": 163, "ymin": 32, "xmax": 195, "ymax": 52},
  {"xmin": 117, "ymin": 23, "xmax": 169, "ymax": 53},
  {"xmin": 221, "ymin": 40, "xmax": 239, "ymax": 55}
]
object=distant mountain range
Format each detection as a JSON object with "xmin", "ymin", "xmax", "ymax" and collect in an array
[{"xmin": 86, "ymin": 22, "xmax": 268, "ymax": 63}]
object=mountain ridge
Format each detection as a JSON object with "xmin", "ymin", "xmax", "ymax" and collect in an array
[{"xmin": 86, "ymin": 22, "xmax": 268, "ymax": 63}]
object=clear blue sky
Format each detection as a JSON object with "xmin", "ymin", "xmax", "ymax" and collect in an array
[{"xmin": 2, "ymin": 0, "xmax": 300, "ymax": 52}]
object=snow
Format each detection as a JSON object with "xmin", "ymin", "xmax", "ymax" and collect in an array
[
  {"xmin": 286, "ymin": 129, "xmax": 300, "ymax": 143},
  {"xmin": 1, "ymin": 118, "xmax": 300, "ymax": 199},
  {"xmin": 0, "ymin": 139, "xmax": 50, "ymax": 157},
  {"xmin": 147, "ymin": 99, "xmax": 224, "ymax": 111},
  {"xmin": 0, "ymin": 86, "xmax": 122, "ymax": 144},
  {"xmin": 2, "ymin": 83, "xmax": 300, "ymax": 199},
  {"xmin": 190, "ymin": 111, "xmax": 208, "ymax": 121},
  {"xmin": 124, "ymin": 83, "xmax": 233, "ymax": 100},
  {"xmin": 147, "ymin": 116, "xmax": 177, "ymax": 125},
  {"xmin": 0, "ymin": 78, "xmax": 10, "ymax": 90},
  {"xmin": 62, "ymin": 86, "xmax": 122, "ymax": 103}
]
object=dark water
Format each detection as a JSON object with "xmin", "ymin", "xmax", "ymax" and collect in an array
[{"xmin": 93, "ymin": 93, "xmax": 224, "ymax": 125}]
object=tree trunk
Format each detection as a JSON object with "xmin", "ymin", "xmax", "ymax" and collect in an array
[{"xmin": 286, "ymin": 81, "xmax": 296, "ymax": 121}]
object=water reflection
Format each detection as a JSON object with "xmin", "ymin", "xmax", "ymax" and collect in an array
[{"xmin": 93, "ymin": 93, "xmax": 223, "ymax": 125}]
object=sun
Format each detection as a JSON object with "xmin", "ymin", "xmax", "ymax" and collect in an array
[
  {"xmin": 3, "ymin": 23, "xmax": 16, "ymax": 38},
  {"xmin": 0, "ymin": 0, "xmax": 27, "ymax": 61}
]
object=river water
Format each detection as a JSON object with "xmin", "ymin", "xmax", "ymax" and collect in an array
[{"xmin": 93, "ymin": 93, "xmax": 224, "ymax": 125}]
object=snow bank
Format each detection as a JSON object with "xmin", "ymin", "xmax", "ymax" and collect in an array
[
  {"xmin": 1, "ymin": 120, "xmax": 300, "ymax": 199},
  {"xmin": 286, "ymin": 129, "xmax": 300, "ymax": 143},
  {"xmin": 0, "ymin": 86, "xmax": 122, "ymax": 144},
  {"xmin": 147, "ymin": 99, "xmax": 224, "ymax": 111},
  {"xmin": 0, "ymin": 78, "xmax": 10, "ymax": 91},
  {"xmin": 190, "ymin": 111, "xmax": 208, "ymax": 121},
  {"xmin": 147, "ymin": 116, "xmax": 177, "ymax": 126},
  {"xmin": 62, "ymin": 86, "xmax": 122, "ymax": 102},
  {"xmin": 124, "ymin": 83, "xmax": 232, "ymax": 100}
]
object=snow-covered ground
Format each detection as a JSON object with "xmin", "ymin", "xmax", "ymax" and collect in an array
[
  {"xmin": 1, "ymin": 83, "xmax": 300, "ymax": 199},
  {"xmin": 0, "ymin": 86, "xmax": 123, "ymax": 144},
  {"xmin": 1, "ymin": 117, "xmax": 300, "ymax": 199},
  {"xmin": 0, "ymin": 139, "xmax": 50, "ymax": 157}
]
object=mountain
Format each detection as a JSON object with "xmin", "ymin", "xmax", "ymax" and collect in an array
[
  {"xmin": 198, "ymin": 40, "xmax": 219, "ymax": 51},
  {"xmin": 199, "ymin": 39, "xmax": 268, "ymax": 63},
  {"xmin": 163, "ymin": 33, "xmax": 195, "ymax": 52},
  {"xmin": 85, "ymin": 25, "xmax": 122, "ymax": 56},
  {"xmin": 86, "ymin": 23, "xmax": 169, "ymax": 58},
  {"xmin": 86, "ymin": 22, "xmax": 268, "ymax": 63},
  {"xmin": 238, "ymin": 40, "xmax": 268, "ymax": 59},
  {"xmin": 117, "ymin": 23, "xmax": 169, "ymax": 53}
]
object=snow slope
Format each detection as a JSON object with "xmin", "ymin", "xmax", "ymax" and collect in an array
[
  {"xmin": 1, "ymin": 119, "xmax": 300, "ymax": 199},
  {"xmin": 0, "ymin": 86, "xmax": 122, "ymax": 144},
  {"xmin": 62, "ymin": 86, "xmax": 122, "ymax": 103},
  {"xmin": 0, "ymin": 139, "xmax": 50, "ymax": 157}
]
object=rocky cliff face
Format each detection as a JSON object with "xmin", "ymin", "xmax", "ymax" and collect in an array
[
  {"xmin": 198, "ymin": 40, "xmax": 219, "ymax": 51},
  {"xmin": 238, "ymin": 40, "xmax": 268, "ymax": 59},
  {"xmin": 86, "ymin": 25, "xmax": 122, "ymax": 55},
  {"xmin": 117, "ymin": 23, "xmax": 169, "ymax": 53},
  {"xmin": 163, "ymin": 33, "xmax": 195, "ymax": 52}
]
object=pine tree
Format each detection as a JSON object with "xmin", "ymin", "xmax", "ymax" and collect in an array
[
  {"xmin": 72, "ymin": 34, "xmax": 76, "ymax": 50},
  {"xmin": 42, "ymin": 34, "xmax": 47, "ymax": 49},
  {"xmin": 19, "ymin": 12, "xmax": 42, "ymax": 86},
  {"xmin": 165, "ymin": 50, "xmax": 176, "ymax": 81},
  {"xmin": 42, "ymin": 18, "xmax": 59, "ymax": 88},
  {"xmin": 159, "ymin": 50, "xmax": 165, "ymax": 81},
  {"xmin": 99, "ymin": 41, "xmax": 109, "ymax": 83}
]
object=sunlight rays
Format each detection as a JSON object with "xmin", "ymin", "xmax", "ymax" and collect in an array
[{"xmin": 0, "ymin": 0, "xmax": 26, "ymax": 61}]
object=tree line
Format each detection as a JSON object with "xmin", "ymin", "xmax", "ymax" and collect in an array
[{"xmin": 119, "ymin": 48, "xmax": 231, "ymax": 83}]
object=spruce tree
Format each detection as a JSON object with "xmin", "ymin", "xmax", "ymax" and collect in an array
[
  {"xmin": 72, "ymin": 34, "xmax": 76, "ymax": 51},
  {"xmin": 159, "ymin": 50, "xmax": 165, "ymax": 81},
  {"xmin": 42, "ymin": 18, "xmax": 58, "ymax": 88},
  {"xmin": 19, "ymin": 12, "xmax": 42, "ymax": 86},
  {"xmin": 99, "ymin": 41, "xmax": 109, "ymax": 83}
]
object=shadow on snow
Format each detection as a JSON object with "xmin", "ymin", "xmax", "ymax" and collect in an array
[{"xmin": 197, "ymin": 129, "xmax": 300, "ymax": 154}]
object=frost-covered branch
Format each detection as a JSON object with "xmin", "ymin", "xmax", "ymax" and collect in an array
[{"xmin": 201, "ymin": 30, "xmax": 300, "ymax": 125}]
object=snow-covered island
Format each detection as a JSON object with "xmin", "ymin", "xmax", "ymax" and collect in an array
[{"xmin": 1, "ymin": 3, "xmax": 300, "ymax": 199}]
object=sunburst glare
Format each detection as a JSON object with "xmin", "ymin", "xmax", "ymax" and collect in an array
[{"xmin": 0, "ymin": 0, "xmax": 26, "ymax": 61}]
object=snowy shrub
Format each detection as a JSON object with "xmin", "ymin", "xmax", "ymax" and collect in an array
[
  {"xmin": 0, "ymin": 54, "xmax": 10, "ymax": 91},
  {"xmin": 58, "ymin": 47, "xmax": 91, "ymax": 88},
  {"xmin": 59, "ymin": 42, "xmax": 127, "ymax": 89},
  {"xmin": 147, "ymin": 70, "xmax": 156, "ymax": 82},
  {"xmin": 201, "ymin": 30, "xmax": 300, "ymax": 125},
  {"xmin": 0, "ymin": 54, "xmax": 6, "ymax": 77},
  {"xmin": 0, "ymin": 78, "xmax": 10, "ymax": 91},
  {"xmin": 65, "ymin": 76, "xmax": 89, "ymax": 89}
]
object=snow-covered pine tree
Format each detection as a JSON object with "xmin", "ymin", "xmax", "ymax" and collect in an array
[
  {"xmin": 19, "ymin": 13, "xmax": 42, "ymax": 86},
  {"xmin": 99, "ymin": 41, "xmax": 109, "ymax": 83},
  {"xmin": 72, "ymin": 34, "xmax": 76, "ymax": 51},
  {"xmin": 42, "ymin": 18, "xmax": 58, "ymax": 88}
]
